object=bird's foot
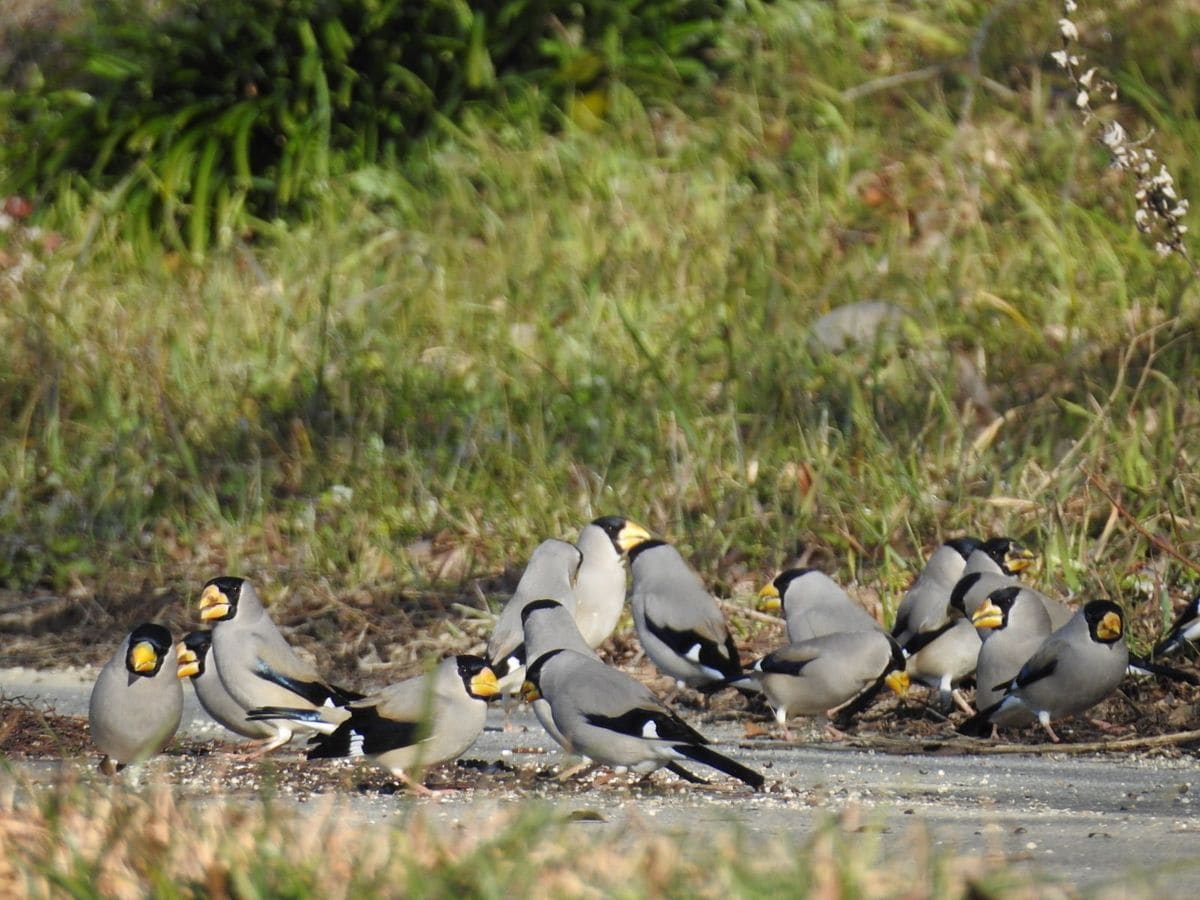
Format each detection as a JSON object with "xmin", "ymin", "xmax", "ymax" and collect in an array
[
  {"xmin": 950, "ymin": 690, "xmax": 976, "ymax": 716},
  {"xmin": 822, "ymin": 721, "xmax": 848, "ymax": 742}
]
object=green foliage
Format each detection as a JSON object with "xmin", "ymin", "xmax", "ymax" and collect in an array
[
  {"xmin": 0, "ymin": 0, "xmax": 732, "ymax": 255},
  {"xmin": 0, "ymin": 1, "xmax": 1198, "ymax": 645}
]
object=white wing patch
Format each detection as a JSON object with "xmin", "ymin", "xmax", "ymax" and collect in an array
[
  {"xmin": 641, "ymin": 719, "xmax": 660, "ymax": 739},
  {"xmin": 684, "ymin": 643, "xmax": 702, "ymax": 663},
  {"xmin": 348, "ymin": 730, "xmax": 366, "ymax": 757}
]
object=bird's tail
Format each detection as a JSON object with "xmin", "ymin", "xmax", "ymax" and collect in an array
[
  {"xmin": 673, "ymin": 743, "xmax": 764, "ymax": 790},
  {"xmin": 305, "ymin": 722, "xmax": 358, "ymax": 760},
  {"xmin": 1152, "ymin": 634, "xmax": 1183, "ymax": 658},
  {"xmin": 665, "ymin": 762, "xmax": 709, "ymax": 784},
  {"xmin": 1129, "ymin": 652, "xmax": 1200, "ymax": 685},
  {"xmin": 245, "ymin": 705, "xmax": 342, "ymax": 734}
]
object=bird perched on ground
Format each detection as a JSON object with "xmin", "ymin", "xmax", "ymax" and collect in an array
[
  {"xmin": 89, "ymin": 623, "xmax": 183, "ymax": 774},
  {"xmin": 970, "ymin": 586, "xmax": 1054, "ymax": 711},
  {"xmin": 891, "ymin": 537, "xmax": 981, "ymax": 649},
  {"xmin": 627, "ymin": 537, "xmax": 743, "ymax": 693},
  {"xmin": 176, "ymin": 630, "xmax": 276, "ymax": 740},
  {"xmin": 1153, "ymin": 593, "xmax": 1200, "ymax": 658},
  {"xmin": 572, "ymin": 516, "xmax": 652, "ymax": 649},
  {"xmin": 198, "ymin": 576, "xmax": 361, "ymax": 755},
  {"xmin": 730, "ymin": 630, "xmax": 907, "ymax": 740},
  {"xmin": 757, "ymin": 568, "xmax": 884, "ymax": 643},
  {"xmin": 486, "ymin": 538, "xmax": 582, "ymax": 694},
  {"xmin": 521, "ymin": 647, "xmax": 763, "ymax": 789},
  {"xmin": 891, "ymin": 537, "xmax": 1036, "ymax": 711},
  {"xmin": 958, "ymin": 599, "xmax": 1129, "ymax": 742},
  {"xmin": 521, "ymin": 598, "xmax": 603, "ymax": 753},
  {"xmin": 248, "ymin": 655, "xmax": 498, "ymax": 795}
]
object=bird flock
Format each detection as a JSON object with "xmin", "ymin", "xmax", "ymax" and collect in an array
[{"xmin": 87, "ymin": 518, "xmax": 1200, "ymax": 793}]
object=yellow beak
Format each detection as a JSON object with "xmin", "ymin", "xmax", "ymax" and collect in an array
[
  {"xmin": 1004, "ymin": 547, "xmax": 1037, "ymax": 574},
  {"xmin": 884, "ymin": 671, "xmax": 910, "ymax": 698},
  {"xmin": 176, "ymin": 644, "xmax": 200, "ymax": 679},
  {"xmin": 469, "ymin": 667, "xmax": 500, "ymax": 700},
  {"xmin": 130, "ymin": 641, "xmax": 159, "ymax": 674},
  {"xmin": 971, "ymin": 601, "xmax": 1004, "ymax": 630},
  {"xmin": 520, "ymin": 680, "xmax": 542, "ymax": 703},
  {"xmin": 616, "ymin": 521, "xmax": 653, "ymax": 553},
  {"xmin": 1097, "ymin": 612, "xmax": 1123, "ymax": 641},
  {"xmin": 198, "ymin": 584, "xmax": 230, "ymax": 621},
  {"xmin": 757, "ymin": 582, "xmax": 782, "ymax": 613}
]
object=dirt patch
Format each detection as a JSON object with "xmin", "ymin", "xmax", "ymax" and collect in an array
[{"xmin": 0, "ymin": 698, "xmax": 90, "ymax": 759}]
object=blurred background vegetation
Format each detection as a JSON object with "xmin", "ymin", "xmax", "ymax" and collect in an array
[{"xmin": 1, "ymin": 0, "xmax": 1198, "ymax": 670}]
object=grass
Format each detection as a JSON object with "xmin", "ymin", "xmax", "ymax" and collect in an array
[
  {"xmin": 3, "ymin": 5, "xmax": 1200, "ymax": 890},
  {"xmin": 0, "ymin": 769, "xmax": 1074, "ymax": 899},
  {"xmin": 0, "ymin": 0, "xmax": 1198, "ymax": 671}
]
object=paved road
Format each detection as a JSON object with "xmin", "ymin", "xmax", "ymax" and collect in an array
[{"xmin": 3, "ymin": 666, "xmax": 1199, "ymax": 894}]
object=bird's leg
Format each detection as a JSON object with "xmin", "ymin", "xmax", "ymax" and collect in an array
[
  {"xmin": 237, "ymin": 727, "xmax": 293, "ymax": 759},
  {"xmin": 500, "ymin": 689, "xmax": 521, "ymax": 733},
  {"xmin": 661, "ymin": 680, "xmax": 684, "ymax": 706},
  {"xmin": 772, "ymin": 706, "xmax": 793, "ymax": 741},
  {"xmin": 556, "ymin": 760, "xmax": 599, "ymax": 782},
  {"xmin": 1086, "ymin": 717, "xmax": 1130, "ymax": 734},
  {"xmin": 400, "ymin": 773, "xmax": 437, "ymax": 797},
  {"xmin": 950, "ymin": 689, "xmax": 975, "ymax": 716},
  {"xmin": 823, "ymin": 722, "xmax": 848, "ymax": 742},
  {"xmin": 1037, "ymin": 715, "xmax": 1061, "ymax": 743},
  {"xmin": 821, "ymin": 712, "xmax": 848, "ymax": 742}
]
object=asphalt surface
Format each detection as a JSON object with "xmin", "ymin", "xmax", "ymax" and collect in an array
[{"xmin": 3, "ymin": 665, "xmax": 1199, "ymax": 895}]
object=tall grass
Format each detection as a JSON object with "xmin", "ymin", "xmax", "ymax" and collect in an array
[{"xmin": 0, "ymin": 1, "xmax": 1198, "ymax": 654}]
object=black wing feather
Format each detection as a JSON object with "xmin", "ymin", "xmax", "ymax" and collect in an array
[
  {"xmin": 1011, "ymin": 656, "xmax": 1057, "ymax": 691},
  {"xmin": 253, "ymin": 660, "xmax": 362, "ymax": 707},
  {"xmin": 306, "ymin": 707, "xmax": 425, "ymax": 760},
  {"xmin": 584, "ymin": 707, "xmax": 709, "ymax": 745},
  {"xmin": 902, "ymin": 619, "xmax": 957, "ymax": 656},
  {"xmin": 645, "ymin": 617, "xmax": 742, "ymax": 679}
]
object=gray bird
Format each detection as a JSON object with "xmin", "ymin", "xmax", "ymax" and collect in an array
[
  {"xmin": 959, "ymin": 600, "xmax": 1129, "ymax": 742},
  {"xmin": 891, "ymin": 537, "xmax": 980, "ymax": 649},
  {"xmin": 89, "ymin": 623, "xmax": 183, "ymax": 774},
  {"xmin": 199, "ymin": 576, "xmax": 361, "ymax": 755},
  {"xmin": 628, "ymin": 538, "xmax": 742, "ymax": 691},
  {"xmin": 950, "ymin": 573, "xmax": 1072, "ymax": 635},
  {"xmin": 758, "ymin": 568, "xmax": 884, "ymax": 643},
  {"xmin": 486, "ymin": 539, "xmax": 582, "ymax": 693},
  {"xmin": 970, "ymin": 585, "xmax": 1053, "ymax": 711},
  {"xmin": 902, "ymin": 617, "xmax": 981, "ymax": 713},
  {"xmin": 249, "ymin": 655, "xmax": 498, "ymax": 795},
  {"xmin": 521, "ymin": 598, "xmax": 603, "ymax": 751},
  {"xmin": 176, "ymin": 630, "xmax": 276, "ymax": 740},
  {"xmin": 731, "ymin": 630, "xmax": 907, "ymax": 740},
  {"xmin": 572, "ymin": 516, "xmax": 652, "ymax": 649},
  {"xmin": 1154, "ymin": 593, "xmax": 1200, "ymax": 657},
  {"xmin": 522, "ymin": 647, "xmax": 763, "ymax": 789}
]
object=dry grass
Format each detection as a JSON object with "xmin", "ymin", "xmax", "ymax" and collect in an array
[{"xmin": 0, "ymin": 769, "xmax": 1075, "ymax": 900}]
